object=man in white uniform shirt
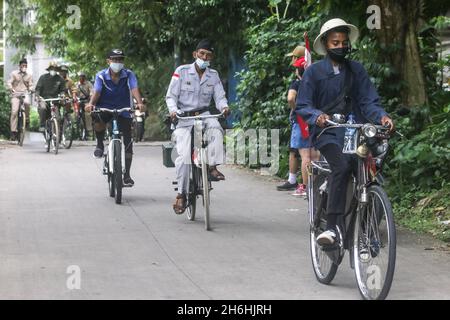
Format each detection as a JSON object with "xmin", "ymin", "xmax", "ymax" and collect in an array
[{"xmin": 166, "ymin": 39, "xmax": 230, "ymax": 215}]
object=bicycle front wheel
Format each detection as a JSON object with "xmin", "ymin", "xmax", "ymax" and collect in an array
[
  {"xmin": 45, "ymin": 120, "xmax": 51, "ymax": 153},
  {"xmin": 353, "ymin": 185, "xmax": 396, "ymax": 300},
  {"xmin": 187, "ymin": 166, "xmax": 198, "ymax": 221},
  {"xmin": 201, "ymin": 149, "xmax": 211, "ymax": 231},
  {"xmin": 309, "ymin": 174, "xmax": 339, "ymax": 284},
  {"xmin": 18, "ymin": 112, "xmax": 26, "ymax": 146},
  {"xmin": 62, "ymin": 115, "xmax": 74, "ymax": 149},
  {"xmin": 106, "ymin": 154, "xmax": 115, "ymax": 198},
  {"xmin": 51, "ymin": 118, "xmax": 59, "ymax": 155},
  {"xmin": 114, "ymin": 140, "xmax": 123, "ymax": 204}
]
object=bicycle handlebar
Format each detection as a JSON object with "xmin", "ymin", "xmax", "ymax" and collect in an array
[
  {"xmin": 92, "ymin": 107, "xmax": 134, "ymax": 114},
  {"xmin": 175, "ymin": 111, "xmax": 225, "ymax": 120},
  {"xmin": 40, "ymin": 97, "xmax": 62, "ymax": 102},
  {"xmin": 324, "ymin": 119, "xmax": 389, "ymax": 131}
]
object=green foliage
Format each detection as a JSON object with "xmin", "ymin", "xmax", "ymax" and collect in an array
[
  {"xmin": 29, "ymin": 109, "xmax": 40, "ymax": 132},
  {"xmin": 0, "ymin": 81, "xmax": 10, "ymax": 138},
  {"xmin": 235, "ymin": 15, "xmax": 324, "ymax": 177},
  {"xmin": 3, "ymin": 0, "xmax": 39, "ymax": 63},
  {"xmin": 386, "ymin": 101, "xmax": 450, "ymax": 192},
  {"xmin": 393, "ymin": 184, "xmax": 450, "ymax": 242}
]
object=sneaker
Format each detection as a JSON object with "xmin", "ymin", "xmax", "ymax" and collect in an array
[
  {"xmin": 93, "ymin": 147, "xmax": 104, "ymax": 158},
  {"xmin": 276, "ymin": 181, "xmax": 298, "ymax": 191},
  {"xmin": 123, "ymin": 176, "xmax": 135, "ymax": 187},
  {"xmin": 317, "ymin": 229, "xmax": 337, "ymax": 246},
  {"xmin": 292, "ymin": 184, "xmax": 307, "ymax": 197},
  {"xmin": 359, "ymin": 236, "xmax": 370, "ymax": 261}
]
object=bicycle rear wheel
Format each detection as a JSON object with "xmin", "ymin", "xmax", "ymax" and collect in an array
[
  {"xmin": 76, "ymin": 114, "xmax": 87, "ymax": 141},
  {"xmin": 353, "ymin": 185, "xmax": 396, "ymax": 300},
  {"xmin": 309, "ymin": 174, "xmax": 339, "ymax": 284},
  {"xmin": 201, "ymin": 148, "xmax": 211, "ymax": 231},
  {"xmin": 51, "ymin": 118, "xmax": 59, "ymax": 155},
  {"xmin": 62, "ymin": 114, "xmax": 74, "ymax": 149},
  {"xmin": 114, "ymin": 140, "xmax": 123, "ymax": 204},
  {"xmin": 18, "ymin": 111, "xmax": 26, "ymax": 146}
]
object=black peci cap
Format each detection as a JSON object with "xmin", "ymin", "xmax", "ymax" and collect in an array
[{"xmin": 196, "ymin": 39, "xmax": 214, "ymax": 53}]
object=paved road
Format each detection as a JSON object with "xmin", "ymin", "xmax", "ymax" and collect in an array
[{"xmin": 0, "ymin": 133, "xmax": 449, "ymax": 300}]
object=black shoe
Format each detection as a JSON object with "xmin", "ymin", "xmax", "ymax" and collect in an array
[
  {"xmin": 10, "ymin": 132, "xmax": 17, "ymax": 141},
  {"xmin": 93, "ymin": 147, "xmax": 104, "ymax": 158},
  {"xmin": 123, "ymin": 176, "xmax": 135, "ymax": 187},
  {"xmin": 276, "ymin": 181, "xmax": 298, "ymax": 191}
]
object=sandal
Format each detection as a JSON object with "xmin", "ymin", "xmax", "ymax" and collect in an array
[
  {"xmin": 173, "ymin": 194, "xmax": 186, "ymax": 215},
  {"xmin": 209, "ymin": 167, "xmax": 225, "ymax": 181}
]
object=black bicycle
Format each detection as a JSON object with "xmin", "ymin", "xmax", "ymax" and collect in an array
[
  {"xmin": 58, "ymin": 96, "xmax": 75, "ymax": 149},
  {"xmin": 308, "ymin": 115, "xmax": 396, "ymax": 300},
  {"xmin": 12, "ymin": 91, "xmax": 31, "ymax": 146},
  {"xmin": 174, "ymin": 111, "xmax": 225, "ymax": 231},
  {"xmin": 75, "ymin": 98, "xmax": 89, "ymax": 141},
  {"xmin": 93, "ymin": 107, "xmax": 133, "ymax": 205},
  {"xmin": 40, "ymin": 97, "xmax": 62, "ymax": 155}
]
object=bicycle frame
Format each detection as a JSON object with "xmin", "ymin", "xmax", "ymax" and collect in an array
[
  {"xmin": 174, "ymin": 111, "xmax": 225, "ymax": 230},
  {"xmin": 309, "ymin": 123, "xmax": 389, "ymax": 244},
  {"xmin": 94, "ymin": 107, "xmax": 132, "ymax": 175},
  {"xmin": 107, "ymin": 116, "xmax": 125, "ymax": 175},
  {"xmin": 307, "ymin": 117, "xmax": 396, "ymax": 299},
  {"xmin": 176, "ymin": 112, "xmax": 224, "ymax": 192}
]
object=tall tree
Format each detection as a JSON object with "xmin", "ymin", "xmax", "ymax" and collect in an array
[{"xmin": 373, "ymin": 0, "xmax": 428, "ymax": 107}]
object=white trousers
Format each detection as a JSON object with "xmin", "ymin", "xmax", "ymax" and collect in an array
[{"xmin": 172, "ymin": 118, "xmax": 224, "ymax": 194}]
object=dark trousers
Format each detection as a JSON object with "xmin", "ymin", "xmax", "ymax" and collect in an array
[
  {"xmin": 92, "ymin": 113, "xmax": 133, "ymax": 155},
  {"xmin": 319, "ymin": 143, "xmax": 355, "ymax": 230}
]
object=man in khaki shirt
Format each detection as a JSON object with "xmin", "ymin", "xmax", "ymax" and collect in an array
[
  {"xmin": 7, "ymin": 59, "xmax": 33, "ymax": 140},
  {"xmin": 58, "ymin": 64, "xmax": 78, "ymax": 112}
]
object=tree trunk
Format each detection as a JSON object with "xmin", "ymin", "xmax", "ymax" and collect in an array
[{"xmin": 374, "ymin": 0, "xmax": 428, "ymax": 107}]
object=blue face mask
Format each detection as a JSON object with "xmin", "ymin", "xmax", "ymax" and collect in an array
[{"xmin": 195, "ymin": 58, "xmax": 210, "ymax": 70}]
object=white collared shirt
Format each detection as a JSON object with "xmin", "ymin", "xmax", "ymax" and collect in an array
[{"xmin": 166, "ymin": 62, "xmax": 228, "ymax": 114}]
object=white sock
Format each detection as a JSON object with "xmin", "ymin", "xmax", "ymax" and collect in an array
[{"xmin": 288, "ymin": 173, "xmax": 297, "ymax": 184}]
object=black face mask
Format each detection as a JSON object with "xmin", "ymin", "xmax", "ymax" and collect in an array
[{"xmin": 327, "ymin": 47, "xmax": 350, "ymax": 63}]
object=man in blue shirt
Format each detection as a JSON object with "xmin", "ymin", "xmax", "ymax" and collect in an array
[
  {"xmin": 85, "ymin": 49, "xmax": 146, "ymax": 187},
  {"xmin": 296, "ymin": 19, "xmax": 394, "ymax": 246}
]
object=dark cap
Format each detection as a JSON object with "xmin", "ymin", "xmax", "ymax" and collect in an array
[
  {"xmin": 108, "ymin": 49, "xmax": 126, "ymax": 59},
  {"xmin": 59, "ymin": 64, "xmax": 69, "ymax": 72},
  {"xmin": 196, "ymin": 39, "xmax": 214, "ymax": 53}
]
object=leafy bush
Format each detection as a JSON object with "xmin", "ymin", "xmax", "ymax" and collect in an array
[
  {"xmin": 0, "ymin": 82, "xmax": 11, "ymax": 138},
  {"xmin": 235, "ymin": 16, "xmax": 324, "ymax": 177},
  {"xmin": 387, "ymin": 103, "xmax": 450, "ymax": 192},
  {"xmin": 393, "ymin": 184, "xmax": 450, "ymax": 242},
  {"xmin": 29, "ymin": 108, "xmax": 40, "ymax": 132}
]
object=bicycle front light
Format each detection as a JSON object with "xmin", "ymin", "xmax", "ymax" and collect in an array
[{"xmin": 362, "ymin": 124, "xmax": 377, "ymax": 138}]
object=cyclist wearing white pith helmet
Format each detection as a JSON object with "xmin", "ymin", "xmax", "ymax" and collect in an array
[{"xmin": 296, "ymin": 18, "xmax": 394, "ymax": 246}]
